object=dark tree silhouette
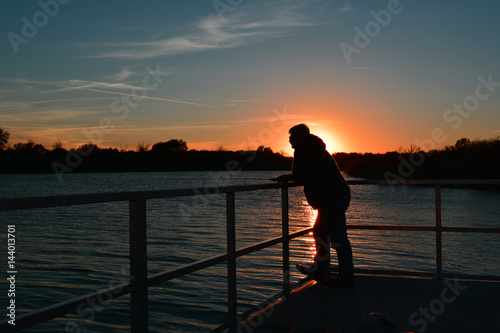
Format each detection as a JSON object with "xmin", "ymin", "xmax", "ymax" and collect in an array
[
  {"xmin": 455, "ymin": 138, "xmax": 471, "ymax": 149},
  {"xmin": 0, "ymin": 127, "xmax": 9, "ymax": 150},
  {"xmin": 52, "ymin": 140, "xmax": 64, "ymax": 150},
  {"xmin": 136, "ymin": 142, "xmax": 151, "ymax": 152},
  {"xmin": 77, "ymin": 143, "xmax": 99, "ymax": 155},
  {"xmin": 152, "ymin": 139, "xmax": 188, "ymax": 153},
  {"xmin": 13, "ymin": 140, "xmax": 47, "ymax": 153},
  {"xmin": 257, "ymin": 145, "xmax": 274, "ymax": 154}
]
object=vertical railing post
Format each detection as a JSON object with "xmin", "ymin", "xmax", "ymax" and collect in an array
[
  {"xmin": 435, "ymin": 185, "xmax": 442, "ymax": 279},
  {"xmin": 281, "ymin": 185, "xmax": 290, "ymax": 294},
  {"xmin": 226, "ymin": 191, "xmax": 237, "ymax": 332},
  {"xmin": 129, "ymin": 193, "xmax": 148, "ymax": 333}
]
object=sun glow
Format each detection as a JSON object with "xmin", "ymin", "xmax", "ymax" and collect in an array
[
  {"xmin": 272, "ymin": 121, "xmax": 348, "ymax": 156},
  {"xmin": 312, "ymin": 129, "xmax": 344, "ymax": 153}
]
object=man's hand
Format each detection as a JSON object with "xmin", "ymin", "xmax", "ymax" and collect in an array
[{"xmin": 270, "ymin": 174, "xmax": 294, "ymax": 183}]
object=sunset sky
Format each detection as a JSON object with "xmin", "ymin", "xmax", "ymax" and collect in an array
[{"xmin": 1, "ymin": 0, "xmax": 499, "ymax": 155}]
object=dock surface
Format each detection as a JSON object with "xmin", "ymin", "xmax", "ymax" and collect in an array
[{"xmin": 242, "ymin": 275, "xmax": 500, "ymax": 333}]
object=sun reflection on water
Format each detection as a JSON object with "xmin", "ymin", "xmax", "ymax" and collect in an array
[
  {"xmin": 304, "ymin": 201, "xmax": 318, "ymax": 227},
  {"xmin": 302, "ymin": 200, "xmax": 318, "ymax": 256}
]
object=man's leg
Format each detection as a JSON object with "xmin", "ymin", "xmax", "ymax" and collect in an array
[
  {"xmin": 311, "ymin": 210, "xmax": 331, "ymax": 275},
  {"xmin": 330, "ymin": 211, "xmax": 354, "ymax": 283},
  {"xmin": 297, "ymin": 211, "xmax": 331, "ymax": 279},
  {"xmin": 327, "ymin": 194, "xmax": 354, "ymax": 283}
]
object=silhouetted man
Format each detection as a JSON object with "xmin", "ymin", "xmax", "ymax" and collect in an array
[{"xmin": 272, "ymin": 124, "xmax": 354, "ymax": 287}]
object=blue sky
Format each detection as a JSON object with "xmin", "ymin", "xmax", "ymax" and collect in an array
[{"xmin": 1, "ymin": 0, "xmax": 499, "ymax": 154}]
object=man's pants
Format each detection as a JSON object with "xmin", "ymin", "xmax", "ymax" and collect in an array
[{"xmin": 312, "ymin": 193, "xmax": 353, "ymax": 282}]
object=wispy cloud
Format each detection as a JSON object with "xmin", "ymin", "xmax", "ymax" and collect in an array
[
  {"xmin": 64, "ymin": 79, "xmax": 144, "ymax": 91},
  {"xmin": 221, "ymin": 98, "xmax": 261, "ymax": 106},
  {"xmin": 114, "ymin": 67, "xmax": 134, "ymax": 81},
  {"xmin": 28, "ymin": 97, "xmax": 115, "ymax": 105},
  {"xmin": 0, "ymin": 100, "xmax": 30, "ymax": 111},
  {"xmin": 90, "ymin": 4, "xmax": 316, "ymax": 60},
  {"xmin": 1, "ymin": 77, "xmax": 140, "ymax": 92},
  {"xmin": 96, "ymin": 114, "xmax": 293, "ymax": 134},
  {"xmin": 0, "ymin": 109, "xmax": 98, "ymax": 125},
  {"xmin": 39, "ymin": 79, "xmax": 149, "ymax": 94},
  {"xmin": 311, "ymin": 65, "xmax": 382, "ymax": 71},
  {"xmin": 0, "ymin": 77, "xmax": 212, "ymax": 107},
  {"xmin": 225, "ymin": 99, "xmax": 261, "ymax": 103}
]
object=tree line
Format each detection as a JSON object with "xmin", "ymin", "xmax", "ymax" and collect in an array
[
  {"xmin": 334, "ymin": 137, "xmax": 500, "ymax": 182},
  {"xmin": 1, "ymin": 127, "xmax": 499, "ymax": 181},
  {"xmin": 0, "ymin": 127, "xmax": 190, "ymax": 154},
  {"xmin": 0, "ymin": 128, "xmax": 291, "ymax": 174}
]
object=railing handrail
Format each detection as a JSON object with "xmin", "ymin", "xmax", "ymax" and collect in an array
[
  {"xmin": 1, "ymin": 179, "xmax": 499, "ymax": 211},
  {"xmin": 0, "ymin": 182, "xmax": 296, "ymax": 211},
  {"xmin": 1, "ymin": 179, "xmax": 499, "ymax": 333}
]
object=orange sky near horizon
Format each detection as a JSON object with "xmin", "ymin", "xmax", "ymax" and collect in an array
[
  {"xmin": 3, "ymin": 88, "xmax": 487, "ymax": 156},
  {"xmin": 4, "ymin": 74, "xmax": 495, "ymax": 156}
]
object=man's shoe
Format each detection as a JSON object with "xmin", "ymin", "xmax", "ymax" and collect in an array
[{"xmin": 296, "ymin": 264, "xmax": 318, "ymax": 275}]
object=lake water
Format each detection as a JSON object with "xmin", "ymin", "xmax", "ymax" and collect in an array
[{"xmin": 0, "ymin": 171, "xmax": 499, "ymax": 332}]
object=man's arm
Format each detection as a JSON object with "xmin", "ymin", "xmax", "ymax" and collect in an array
[{"xmin": 271, "ymin": 150, "xmax": 307, "ymax": 183}]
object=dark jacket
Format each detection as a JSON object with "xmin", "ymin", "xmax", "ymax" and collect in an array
[{"xmin": 292, "ymin": 134, "xmax": 350, "ymax": 209}]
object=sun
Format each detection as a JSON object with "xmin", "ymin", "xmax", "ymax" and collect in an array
[{"xmin": 312, "ymin": 129, "xmax": 344, "ymax": 153}]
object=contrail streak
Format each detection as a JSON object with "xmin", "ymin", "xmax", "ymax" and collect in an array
[
  {"xmin": 68, "ymin": 85, "xmax": 213, "ymax": 107},
  {"xmin": 1, "ymin": 77, "xmax": 212, "ymax": 107}
]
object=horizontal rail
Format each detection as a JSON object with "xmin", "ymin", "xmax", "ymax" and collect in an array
[
  {"xmin": 8, "ymin": 282, "xmax": 132, "ymax": 331},
  {"xmin": 2, "ymin": 179, "xmax": 499, "ymax": 211},
  {"xmin": 348, "ymin": 224, "xmax": 500, "ymax": 233},
  {"xmin": 149, "ymin": 227, "xmax": 312, "ymax": 288},
  {"xmin": 352, "ymin": 268, "xmax": 500, "ymax": 282},
  {"xmin": 0, "ymin": 191, "xmax": 135, "ymax": 211},
  {"xmin": 148, "ymin": 253, "xmax": 230, "ymax": 287},
  {"xmin": 348, "ymin": 179, "xmax": 500, "ymax": 186},
  {"xmin": 233, "ymin": 227, "xmax": 313, "ymax": 259},
  {"xmin": 349, "ymin": 225, "xmax": 437, "ymax": 232},
  {"xmin": 0, "ymin": 183, "xmax": 295, "ymax": 211}
]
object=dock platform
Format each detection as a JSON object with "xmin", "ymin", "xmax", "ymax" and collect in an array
[{"xmin": 242, "ymin": 275, "xmax": 500, "ymax": 333}]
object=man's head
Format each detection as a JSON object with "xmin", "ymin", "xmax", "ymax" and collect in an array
[{"xmin": 289, "ymin": 124, "xmax": 310, "ymax": 149}]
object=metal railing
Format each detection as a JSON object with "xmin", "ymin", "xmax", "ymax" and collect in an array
[
  {"xmin": 349, "ymin": 179, "xmax": 500, "ymax": 282},
  {"xmin": 0, "ymin": 179, "xmax": 499, "ymax": 333}
]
